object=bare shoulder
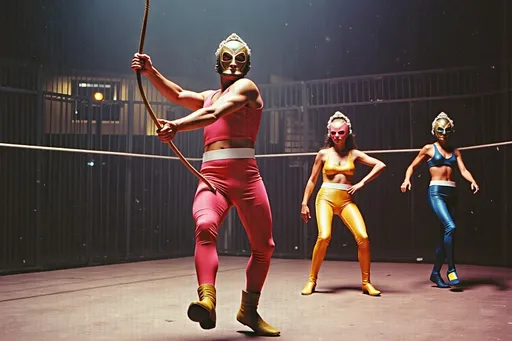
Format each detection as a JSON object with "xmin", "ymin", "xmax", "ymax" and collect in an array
[
  {"xmin": 351, "ymin": 149, "xmax": 371, "ymax": 160},
  {"xmin": 232, "ymin": 78, "xmax": 261, "ymax": 107},
  {"xmin": 351, "ymin": 149, "xmax": 364, "ymax": 157},
  {"xmin": 317, "ymin": 148, "xmax": 329, "ymax": 161},
  {"xmin": 232, "ymin": 77, "xmax": 259, "ymax": 91},
  {"xmin": 422, "ymin": 144, "xmax": 433, "ymax": 153},
  {"xmin": 231, "ymin": 78, "xmax": 260, "ymax": 97}
]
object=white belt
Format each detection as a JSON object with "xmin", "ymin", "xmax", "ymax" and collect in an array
[
  {"xmin": 429, "ymin": 180, "xmax": 456, "ymax": 187},
  {"xmin": 321, "ymin": 183, "xmax": 351, "ymax": 190},
  {"xmin": 202, "ymin": 148, "xmax": 255, "ymax": 162}
]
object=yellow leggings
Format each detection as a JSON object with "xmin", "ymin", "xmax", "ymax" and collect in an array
[{"xmin": 308, "ymin": 187, "xmax": 372, "ymax": 284}]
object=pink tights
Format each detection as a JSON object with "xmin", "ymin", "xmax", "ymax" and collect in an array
[{"xmin": 192, "ymin": 158, "xmax": 275, "ymax": 293}]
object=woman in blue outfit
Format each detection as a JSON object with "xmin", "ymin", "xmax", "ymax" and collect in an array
[{"xmin": 400, "ymin": 112, "xmax": 479, "ymax": 288}]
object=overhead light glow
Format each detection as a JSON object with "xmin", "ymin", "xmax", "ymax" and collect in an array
[{"xmin": 93, "ymin": 92, "xmax": 104, "ymax": 101}]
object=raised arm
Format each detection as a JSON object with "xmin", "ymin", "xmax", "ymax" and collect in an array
[
  {"xmin": 172, "ymin": 78, "xmax": 260, "ymax": 132},
  {"xmin": 401, "ymin": 145, "xmax": 430, "ymax": 192},
  {"xmin": 131, "ymin": 53, "xmax": 207, "ymax": 111},
  {"xmin": 455, "ymin": 149, "xmax": 479, "ymax": 194},
  {"xmin": 301, "ymin": 150, "xmax": 325, "ymax": 222},
  {"xmin": 347, "ymin": 149, "xmax": 386, "ymax": 194}
]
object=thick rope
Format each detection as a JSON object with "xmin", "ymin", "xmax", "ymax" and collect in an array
[
  {"xmin": 2, "ymin": 140, "xmax": 511, "ymax": 160},
  {"xmin": 136, "ymin": 0, "xmax": 216, "ymax": 192}
]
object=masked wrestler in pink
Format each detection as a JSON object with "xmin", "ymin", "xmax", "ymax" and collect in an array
[
  {"xmin": 131, "ymin": 33, "xmax": 279, "ymax": 336},
  {"xmin": 300, "ymin": 112, "xmax": 386, "ymax": 296}
]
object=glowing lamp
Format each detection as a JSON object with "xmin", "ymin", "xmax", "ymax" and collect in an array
[{"xmin": 93, "ymin": 92, "xmax": 104, "ymax": 101}]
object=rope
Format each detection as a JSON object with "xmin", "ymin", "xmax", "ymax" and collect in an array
[
  {"xmin": 0, "ymin": 143, "xmax": 203, "ymax": 161},
  {"xmin": 135, "ymin": 0, "xmax": 216, "ymax": 191},
  {"xmin": 2, "ymin": 140, "xmax": 511, "ymax": 161}
]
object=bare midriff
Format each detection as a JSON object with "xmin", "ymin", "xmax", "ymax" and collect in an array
[
  {"xmin": 204, "ymin": 138, "xmax": 255, "ymax": 152},
  {"xmin": 428, "ymin": 165, "xmax": 454, "ymax": 182}
]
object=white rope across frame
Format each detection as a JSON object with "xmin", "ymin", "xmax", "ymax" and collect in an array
[
  {"xmin": 0, "ymin": 143, "xmax": 203, "ymax": 161},
  {"xmin": 1, "ymin": 140, "xmax": 512, "ymax": 160}
]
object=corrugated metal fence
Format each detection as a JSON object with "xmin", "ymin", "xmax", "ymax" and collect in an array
[{"xmin": 1, "ymin": 62, "xmax": 511, "ymax": 274}]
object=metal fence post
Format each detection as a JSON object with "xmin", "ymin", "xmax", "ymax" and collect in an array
[
  {"xmin": 35, "ymin": 66, "xmax": 44, "ymax": 269},
  {"xmin": 301, "ymin": 81, "xmax": 310, "ymax": 259},
  {"xmin": 125, "ymin": 81, "xmax": 135, "ymax": 261}
]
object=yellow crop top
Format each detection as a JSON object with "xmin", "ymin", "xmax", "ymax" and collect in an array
[{"xmin": 322, "ymin": 151, "xmax": 355, "ymax": 176}]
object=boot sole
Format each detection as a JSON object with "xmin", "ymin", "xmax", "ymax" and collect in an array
[
  {"xmin": 430, "ymin": 280, "xmax": 450, "ymax": 288},
  {"xmin": 362, "ymin": 285, "xmax": 381, "ymax": 296},
  {"xmin": 236, "ymin": 318, "xmax": 280, "ymax": 336},
  {"xmin": 430, "ymin": 275, "xmax": 451, "ymax": 288},
  {"xmin": 301, "ymin": 286, "xmax": 316, "ymax": 295},
  {"xmin": 187, "ymin": 303, "xmax": 215, "ymax": 329}
]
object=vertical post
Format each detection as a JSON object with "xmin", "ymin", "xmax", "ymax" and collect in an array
[
  {"xmin": 301, "ymin": 81, "xmax": 310, "ymax": 259},
  {"xmin": 35, "ymin": 69, "xmax": 44, "ymax": 269},
  {"xmin": 86, "ymin": 99, "xmax": 94, "ymax": 266},
  {"xmin": 408, "ymin": 102, "xmax": 415, "ymax": 256},
  {"xmin": 125, "ymin": 81, "xmax": 134, "ymax": 261},
  {"xmin": 501, "ymin": 0, "xmax": 509, "ymax": 267}
]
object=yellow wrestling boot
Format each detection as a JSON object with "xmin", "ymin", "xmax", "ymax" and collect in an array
[
  {"xmin": 362, "ymin": 271, "xmax": 381, "ymax": 296},
  {"xmin": 236, "ymin": 290, "xmax": 280, "ymax": 336},
  {"xmin": 187, "ymin": 284, "xmax": 217, "ymax": 330},
  {"xmin": 360, "ymin": 252, "xmax": 381, "ymax": 296},
  {"xmin": 362, "ymin": 282, "xmax": 381, "ymax": 296},
  {"xmin": 301, "ymin": 277, "xmax": 317, "ymax": 295}
]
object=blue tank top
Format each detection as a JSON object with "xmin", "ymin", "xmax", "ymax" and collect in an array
[{"xmin": 427, "ymin": 143, "xmax": 457, "ymax": 169}]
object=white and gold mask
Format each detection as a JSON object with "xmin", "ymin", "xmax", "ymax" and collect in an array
[
  {"xmin": 431, "ymin": 112, "xmax": 455, "ymax": 140},
  {"xmin": 215, "ymin": 33, "xmax": 251, "ymax": 76}
]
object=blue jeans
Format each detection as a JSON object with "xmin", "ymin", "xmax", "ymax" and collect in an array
[{"xmin": 428, "ymin": 185, "xmax": 457, "ymax": 274}]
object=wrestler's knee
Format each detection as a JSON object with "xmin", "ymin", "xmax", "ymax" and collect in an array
[
  {"xmin": 444, "ymin": 222, "xmax": 456, "ymax": 236},
  {"xmin": 252, "ymin": 237, "xmax": 275, "ymax": 263},
  {"xmin": 356, "ymin": 235, "xmax": 370, "ymax": 250},
  {"xmin": 316, "ymin": 234, "xmax": 332, "ymax": 247},
  {"xmin": 194, "ymin": 214, "xmax": 219, "ymax": 245},
  {"xmin": 261, "ymin": 237, "xmax": 276, "ymax": 255}
]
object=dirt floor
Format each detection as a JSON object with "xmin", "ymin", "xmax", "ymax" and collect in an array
[{"xmin": 0, "ymin": 256, "xmax": 510, "ymax": 341}]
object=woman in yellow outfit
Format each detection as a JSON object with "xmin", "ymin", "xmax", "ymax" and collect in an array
[{"xmin": 300, "ymin": 111, "xmax": 386, "ymax": 296}]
